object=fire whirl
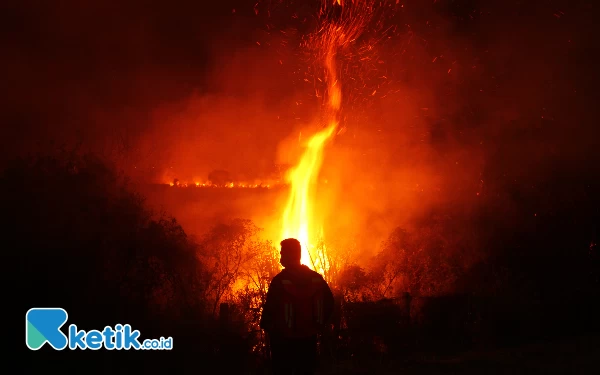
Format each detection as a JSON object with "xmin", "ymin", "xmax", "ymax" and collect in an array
[{"xmin": 280, "ymin": 0, "xmax": 382, "ymax": 273}]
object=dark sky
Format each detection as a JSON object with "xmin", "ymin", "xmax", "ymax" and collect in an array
[
  {"xmin": 1, "ymin": 0, "xmax": 598, "ymax": 188},
  {"xmin": 2, "ymin": 1, "xmax": 237, "ymax": 149}
]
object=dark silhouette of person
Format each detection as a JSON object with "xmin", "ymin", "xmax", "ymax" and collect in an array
[{"xmin": 260, "ymin": 238, "xmax": 335, "ymax": 375}]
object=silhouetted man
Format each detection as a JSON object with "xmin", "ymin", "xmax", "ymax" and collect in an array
[{"xmin": 260, "ymin": 238, "xmax": 335, "ymax": 375}]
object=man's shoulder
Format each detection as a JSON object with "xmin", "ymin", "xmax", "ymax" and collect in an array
[
  {"xmin": 271, "ymin": 271, "xmax": 286, "ymax": 282},
  {"xmin": 276, "ymin": 266, "xmax": 327, "ymax": 283},
  {"xmin": 307, "ymin": 268, "xmax": 325, "ymax": 280},
  {"xmin": 300, "ymin": 267, "xmax": 328, "ymax": 285},
  {"xmin": 296, "ymin": 265, "xmax": 323, "ymax": 278}
]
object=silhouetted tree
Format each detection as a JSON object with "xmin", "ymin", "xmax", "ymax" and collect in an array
[
  {"xmin": 370, "ymin": 222, "xmax": 463, "ymax": 298},
  {"xmin": 199, "ymin": 219, "xmax": 268, "ymax": 316},
  {"xmin": 2, "ymin": 150, "xmax": 208, "ymax": 352}
]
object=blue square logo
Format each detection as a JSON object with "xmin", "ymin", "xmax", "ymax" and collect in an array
[{"xmin": 26, "ymin": 308, "xmax": 69, "ymax": 350}]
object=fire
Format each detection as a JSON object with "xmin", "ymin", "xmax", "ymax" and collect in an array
[
  {"xmin": 280, "ymin": 0, "xmax": 375, "ymax": 271},
  {"xmin": 281, "ymin": 124, "xmax": 336, "ymax": 268},
  {"xmin": 165, "ymin": 180, "xmax": 279, "ymax": 188},
  {"xmin": 279, "ymin": 44, "xmax": 340, "ymax": 269}
]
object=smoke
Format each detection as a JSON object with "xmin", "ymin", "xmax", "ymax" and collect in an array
[{"xmin": 2, "ymin": 0, "xmax": 598, "ymax": 260}]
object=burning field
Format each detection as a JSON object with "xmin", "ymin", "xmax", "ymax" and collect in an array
[
  {"xmin": 131, "ymin": 0, "xmax": 598, "ymax": 282},
  {"xmin": 140, "ymin": 0, "xmax": 463, "ymax": 275},
  {"xmin": 4, "ymin": 0, "xmax": 600, "ymax": 373}
]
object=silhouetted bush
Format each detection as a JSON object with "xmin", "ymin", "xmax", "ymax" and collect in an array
[{"xmin": 3, "ymin": 150, "xmax": 214, "ymax": 372}]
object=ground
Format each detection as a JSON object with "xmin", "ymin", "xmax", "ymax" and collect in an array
[{"xmin": 316, "ymin": 334, "xmax": 600, "ymax": 374}]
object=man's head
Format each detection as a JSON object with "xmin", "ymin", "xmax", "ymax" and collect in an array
[{"xmin": 280, "ymin": 238, "xmax": 301, "ymax": 268}]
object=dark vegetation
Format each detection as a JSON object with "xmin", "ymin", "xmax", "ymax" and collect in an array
[{"xmin": 5, "ymin": 150, "xmax": 599, "ymax": 374}]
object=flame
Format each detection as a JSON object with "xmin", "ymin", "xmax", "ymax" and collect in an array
[
  {"xmin": 280, "ymin": 1, "xmax": 364, "ymax": 271},
  {"xmin": 281, "ymin": 124, "xmax": 336, "ymax": 268},
  {"xmin": 279, "ymin": 52, "xmax": 339, "ymax": 269}
]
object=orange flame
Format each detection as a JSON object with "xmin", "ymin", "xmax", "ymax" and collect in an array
[
  {"xmin": 280, "ymin": 9, "xmax": 348, "ymax": 271},
  {"xmin": 279, "ymin": 0, "xmax": 381, "ymax": 272},
  {"xmin": 281, "ymin": 123, "xmax": 336, "ymax": 268}
]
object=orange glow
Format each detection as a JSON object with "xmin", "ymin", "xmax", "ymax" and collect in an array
[{"xmin": 165, "ymin": 179, "xmax": 280, "ymax": 188}]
